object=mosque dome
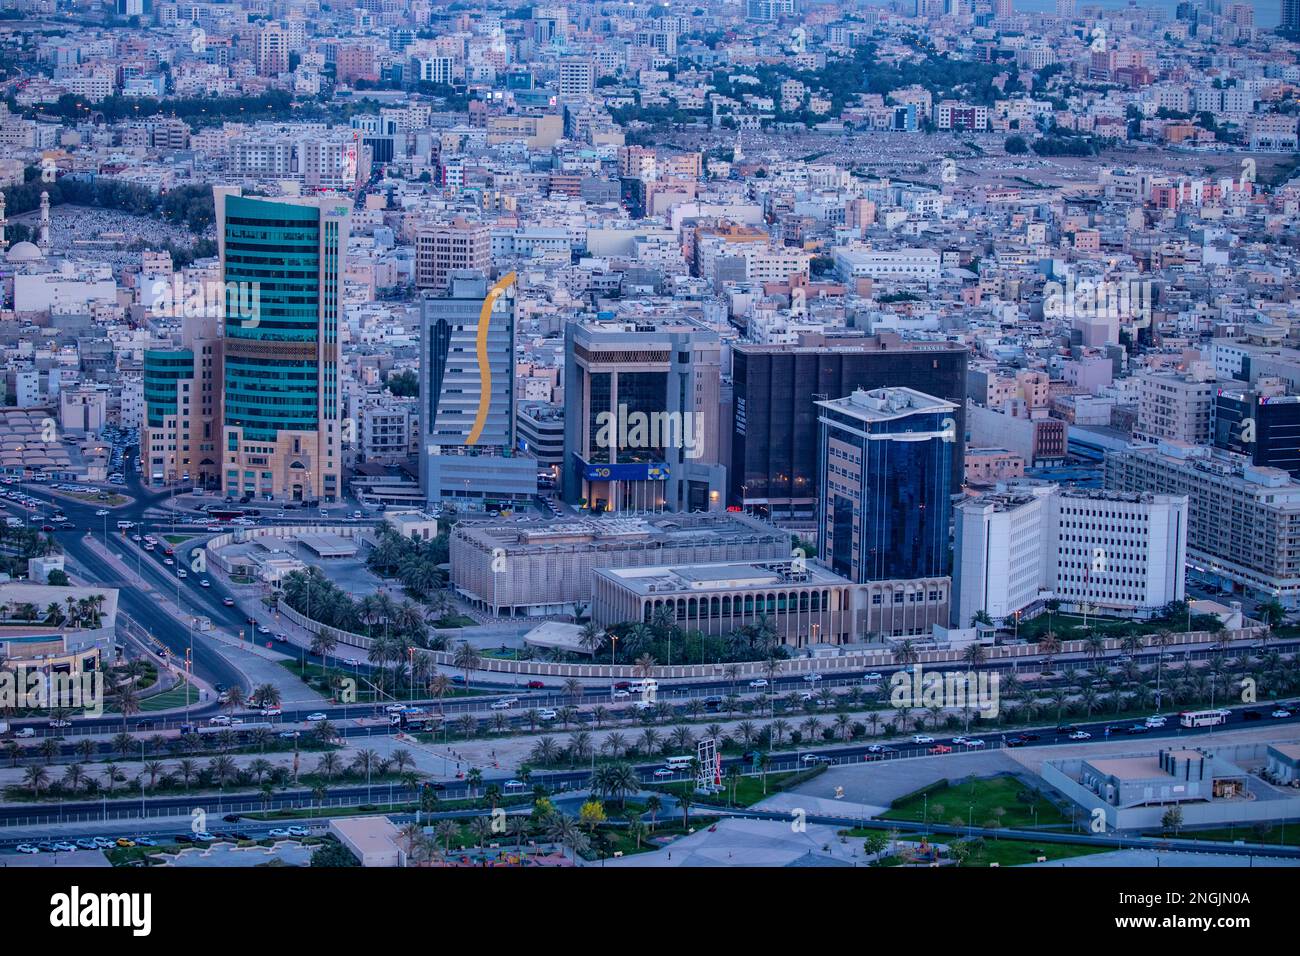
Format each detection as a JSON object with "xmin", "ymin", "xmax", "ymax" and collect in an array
[{"xmin": 6, "ymin": 241, "xmax": 43, "ymax": 263}]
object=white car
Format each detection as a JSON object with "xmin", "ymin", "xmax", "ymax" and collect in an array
[
  {"xmin": 611, "ymin": 689, "xmax": 630, "ymax": 700},
  {"xmin": 490, "ymin": 698, "xmax": 517, "ymax": 711},
  {"xmin": 653, "ymin": 768, "xmax": 675, "ymax": 778},
  {"xmin": 1272, "ymin": 709, "xmax": 1293, "ymax": 719},
  {"xmin": 537, "ymin": 709, "xmax": 557, "ymax": 720},
  {"xmin": 951, "ymin": 736, "xmax": 968, "ymax": 745},
  {"xmin": 199, "ymin": 579, "xmax": 211, "ymax": 588},
  {"xmin": 14, "ymin": 727, "xmax": 34, "ymax": 738},
  {"xmin": 268, "ymin": 828, "xmax": 290, "ymax": 838},
  {"xmin": 305, "ymin": 712, "xmax": 327, "ymax": 722},
  {"xmin": 504, "ymin": 780, "xmax": 525, "ymax": 790},
  {"xmin": 748, "ymin": 678, "xmax": 768, "ymax": 688},
  {"xmin": 176, "ymin": 568, "xmax": 187, "ymax": 578},
  {"xmin": 912, "ymin": 734, "xmax": 935, "ymax": 744},
  {"xmin": 94, "ymin": 509, "xmax": 109, "ymax": 517},
  {"xmin": 963, "ymin": 738, "xmax": 986, "ymax": 748},
  {"xmin": 286, "ymin": 825, "xmax": 310, "ymax": 837},
  {"xmin": 261, "ymin": 707, "xmax": 282, "ymax": 717},
  {"xmin": 208, "ymin": 715, "xmax": 230, "ymax": 726},
  {"xmin": 862, "ymin": 672, "xmax": 884, "ymax": 683},
  {"xmin": 802, "ymin": 673, "xmax": 822, "ymax": 683},
  {"xmin": 1145, "ymin": 716, "xmax": 1167, "ymax": 727},
  {"xmin": 1068, "ymin": 731, "xmax": 1092, "ymax": 740},
  {"xmin": 15, "ymin": 843, "xmax": 40, "ymax": 854}
]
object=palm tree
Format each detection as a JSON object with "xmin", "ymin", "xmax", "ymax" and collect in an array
[
  {"xmin": 644, "ymin": 794, "xmax": 663, "ymax": 831},
  {"xmin": 23, "ymin": 764, "xmax": 49, "ymax": 797},
  {"xmin": 434, "ymin": 819, "xmax": 461, "ymax": 855},
  {"xmin": 452, "ymin": 642, "xmax": 480, "ymax": 688},
  {"xmin": 61, "ymin": 762, "xmax": 87, "ymax": 793}
]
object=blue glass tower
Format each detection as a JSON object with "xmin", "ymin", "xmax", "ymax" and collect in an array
[{"xmin": 816, "ymin": 388, "xmax": 957, "ymax": 584}]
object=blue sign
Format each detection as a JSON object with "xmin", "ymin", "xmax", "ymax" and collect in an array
[{"xmin": 583, "ymin": 462, "xmax": 669, "ymax": 481}]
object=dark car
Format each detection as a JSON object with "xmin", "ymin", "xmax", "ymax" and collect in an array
[
  {"xmin": 1126, "ymin": 724, "xmax": 1150, "ymax": 735},
  {"xmin": 1005, "ymin": 736, "xmax": 1028, "ymax": 747},
  {"xmin": 450, "ymin": 675, "xmax": 467, "ymax": 685},
  {"xmin": 1022, "ymin": 733, "xmax": 1041, "ymax": 741},
  {"xmin": 613, "ymin": 681, "xmax": 631, "ymax": 691},
  {"xmin": 58, "ymin": 521, "xmax": 75, "ymax": 530},
  {"xmin": 1243, "ymin": 710, "xmax": 1263, "ymax": 721},
  {"xmin": 136, "ymin": 719, "xmax": 154, "ymax": 730},
  {"xmin": 173, "ymin": 834, "xmax": 193, "ymax": 844},
  {"xmin": 223, "ymin": 814, "xmax": 242, "ymax": 823},
  {"xmin": 526, "ymin": 680, "xmax": 545, "ymax": 689},
  {"xmin": 232, "ymin": 832, "xmax": 252, "ymax": 841},
  {"xmin": 1055, "ymin": 725, "xmax": 1078, "ymax": 735}
]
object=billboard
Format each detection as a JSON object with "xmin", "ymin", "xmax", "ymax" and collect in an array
[{"xmin": 583, "ymin": 462, "xmax": 670, "ymax": 482}]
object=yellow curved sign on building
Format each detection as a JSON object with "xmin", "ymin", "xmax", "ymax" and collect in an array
[{"xmin": 466, "ymin": 271, "xmax": 516, "ymax": 446}]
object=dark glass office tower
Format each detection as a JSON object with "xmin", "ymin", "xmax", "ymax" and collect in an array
[
  {"xmin": 1214, "ymin": 387, "xmax": 1300, "ymax": 477},
  {"xmin": 816, "ymin": 388, "xmax": 957, "ymax": 584},
  {"xmin": 731, "ymin": 334, "xmax": 967, "ymax": 518}
]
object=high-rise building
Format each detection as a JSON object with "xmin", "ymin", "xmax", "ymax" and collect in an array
[
  {"xmin": 143, "ymin": 310, "xmax": 221, "ymax": 489},
  {"xmin": 1214, "ymin": 385, "xmax": 1300, "ymax": 477},
  {"xmin": 562, "ymin": 318, "xmax": 726, "ymax": 514},
  {"xmin": 215, "ymin": 189, "xmax": 348, "ymax": 502},
  {"xmin": 730, "ymin": 333, "xmax": 967, "ymax": 518},
  {"xmin": 1285, "ymin": 0, "xmax": 1300, "ymax": 35},
  {"xmin": 952, "ymin": 482, "xmax": 1187, "ymax": 628},
  {"xmin": 557, "ymin": 57, "xmax": 594, "ymax": 97},
  {"xmin": 1135, "ymin": 367, "xmax": 1216, "ymax": 446},
  {"xmin": 1105, "ymin": 442, "xmax": 1300, "ymax": 607},
  {"xmin": 815, "ymin": 387, "xmax": 956, "ymax": 585},
  {"xmin": 419, "ymin": 272, "xmax": 536, "ymax": 510},
  {"xmin": 415, "ymin": 219, "xmax": 491, "ymax": 290}
]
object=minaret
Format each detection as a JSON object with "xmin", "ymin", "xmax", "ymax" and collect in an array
[
  {"xmin": 0, "ymin": 191, "xmax": 7, "ymax": 253},
  {"xmin": 733, "ymin": 131, "xmax": 743, "ymax": 163},
  {"xmin": 38, "ymin": 191, "xmax": 50, "ymax": 254}
]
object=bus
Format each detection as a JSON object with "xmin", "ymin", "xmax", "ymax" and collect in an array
[
  {"xmin": 1180, "ymin": 709, "xmax": 1227, "ymax": 729},
  {"xmin": 664, "ymin": 755, "xmax": 693, "ymax": 770}
]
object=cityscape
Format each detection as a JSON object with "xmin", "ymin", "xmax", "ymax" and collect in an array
[{"xmin": 0, "ymin": 0, "xmax": 1296, "ymax": 911}]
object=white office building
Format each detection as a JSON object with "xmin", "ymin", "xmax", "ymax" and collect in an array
[{"xmin": 953, "ymin": 481, "xmax": 1187, "ymax": 627}]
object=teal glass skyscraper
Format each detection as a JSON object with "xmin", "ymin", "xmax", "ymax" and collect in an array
[{"xmin": 215, "ymin": 188, "xmax": 348, "ymax": 502}]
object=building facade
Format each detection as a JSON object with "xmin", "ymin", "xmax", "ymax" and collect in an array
[
  {"xmin": 730, "ymin": 333, "xmax": 968, "ymax": 518},
  {"xmin": 215, "ymin": 189, "xmax": 348, "ymax": 501}
]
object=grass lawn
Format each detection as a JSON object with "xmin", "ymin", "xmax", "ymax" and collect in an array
[
  {"xmin": 163, "ymin": 534, "xmax": 196, "ymax": 544},
  {"xmin": 588, "ymin": 816, "xmax": 722, "ymax": 859},
  {"xmin": 652, "ymin": 771, "xmax": 800, "ymax": 808},
  {"xmin": 134, "ymin": 681, "xmax": 197, "ymax": 712},
  {"xmin": 1015, "ymin": 613, "xmax": 1173, "ymax": 642},
  {"xmin": 881, "ymin": 775, "xmax": 1069, "ymax": 830},
  {"xmin": 432, "ymin": 614, "xmax": 476, "ymax": 628},
  {"xmin": 845, "ymin": 829, "xmax": 1112, "ymax": 867}
]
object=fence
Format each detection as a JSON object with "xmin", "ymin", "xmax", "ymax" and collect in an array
[{"xmin": 278, "ymin": 597, "xmax": 1267, "ymax": 682}]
